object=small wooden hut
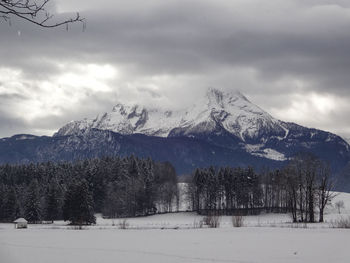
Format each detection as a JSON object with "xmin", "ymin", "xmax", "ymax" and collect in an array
[{"xmin": 14, "ymin": 218, "xmax": 28, "ymax": 229}]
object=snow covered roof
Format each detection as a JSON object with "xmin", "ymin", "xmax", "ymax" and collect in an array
[{"xmin": 14, "ymin": 218, "xmax": 28, "ymax": 223}]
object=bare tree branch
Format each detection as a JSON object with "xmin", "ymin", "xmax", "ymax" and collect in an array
[{"xmin": 0, "ymin": 0, "xmax": 85, "ymax": 29}]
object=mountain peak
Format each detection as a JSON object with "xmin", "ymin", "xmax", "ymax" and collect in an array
[
  {"xmin": 206, "ymin": 88, "xmax": 248, "ymax": 101},
  {"xmin": 206, "ymin": 87, "xmax": 224, "ymax": 101},
  {"xmin": 205, "ymin": 88, "xmax": 251, "ymax": 109}
]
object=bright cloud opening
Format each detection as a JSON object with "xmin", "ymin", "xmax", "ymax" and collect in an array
[{"xmin": 0, "ymin": 64, "xmax": 118, "ymax": 122}]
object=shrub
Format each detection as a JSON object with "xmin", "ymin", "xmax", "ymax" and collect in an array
[
  {"xmin": 330, "ymin": 216, "xmax": 350, "ymax": 228},
  {"xmin": 118, "ymin": 219, "xmax": 129, "ymax": 229},
  {"xmin": 203, "ymin": 214, "xmax": 221, "ymax": 228},
  {"xmin": 193, "ymin": 219, "xmax": 204, "ymax": 229},
  {"xmin": 69, "ymin": 225, "xmax": 87, "ymax": 230},
  {"xmin": 290, "ymin": 222, "xmax": 308, "ymax": 229},
  {"xmin": 335, "ymin": 200, "xmax": 345, "ymax": 214},
  {"xmin": 232, "ymin": 215, "xmax": 244, "ymax": 227}
]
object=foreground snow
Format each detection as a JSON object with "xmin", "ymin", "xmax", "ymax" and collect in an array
[
  {"xmin": 0, "ymin": 192, "xmax": 349, "ymax": 263},
  {"xmin": 1, "ymin": 227, "xmax": 349, "ymax": 263}
]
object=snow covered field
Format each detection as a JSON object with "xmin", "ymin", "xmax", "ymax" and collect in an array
[
  {"xmin": 1, "ymin": 227, "xmax": 350, "ymax": 263},
  {"xmin": 1, "ymin": 192, "xmax": 350, "ymax": 263}
]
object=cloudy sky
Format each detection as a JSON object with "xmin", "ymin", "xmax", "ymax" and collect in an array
[{"xmin": 1, "ymin": 0, "xmax": 350, "ymax": 139}]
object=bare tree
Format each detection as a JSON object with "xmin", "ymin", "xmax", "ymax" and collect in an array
[
  {"xmin": 284, "ymin": 165, "xmax": 298, "ymax": 222},
  {"xmin": 232, "ymin": 214, "xmax": 244, "ymax": 227},
  {"xmin": 303, "ymin": 154, "xmax": 318, "ymax": 223},
  {"xmin": 335, "ymin": 200, "xmax": 345, "ymax": 214},
  {"xmin": 285, "ymin": 153, "xmax": 335, "ymax": 223},
  {"xmin": 0, "ymin": 0, "xmax": 85, "ymax": 29},
  {"xmin": 316, "ymin": 162, "xmax": 335, "ymax": 222}
]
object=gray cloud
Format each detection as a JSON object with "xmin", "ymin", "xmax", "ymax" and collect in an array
[
  {"xmin": 0, "ymin": 114, "xmax": 30, "ymax": 137},
  {"xmin": 0, "ymin": 93, "xmax": 28, "ymax": 100},
  {"xmin": 0, "ymin": 0, "xmax": 350, "ymax": 138}
]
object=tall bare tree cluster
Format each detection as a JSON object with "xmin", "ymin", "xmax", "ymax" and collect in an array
[
  {"xmin": 284, "ymin": 154, "xmax": 335, "ymax": 223},
  {"xmin": 189, "ymin": 166, "xmax": 263, "ymax": 215},
  {"xmin": 189, "ymin": 154, "xmax": 334, "ymax": 222}
]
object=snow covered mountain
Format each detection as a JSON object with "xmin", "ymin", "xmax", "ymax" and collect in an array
[
  {"xmin": 55, "ymin": 88, "xmax": 349, "ymax": 162},
  {"xmin": 56, "ymin": 88, "xmax": 285, "ymax": 140},
  {"xmin": 54, "ymin": 88, "xmax": 288, "ymax": 160}
]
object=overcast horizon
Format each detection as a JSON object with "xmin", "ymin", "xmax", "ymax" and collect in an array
[{"xmin": 1, "ymin": 0, "xmax": 350, "ymax": 140}]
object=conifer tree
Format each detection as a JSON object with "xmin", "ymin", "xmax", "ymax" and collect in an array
[
  {"xmin": 63, "ymin": 180, "xmax": 96, "ymax": 225},
  {"xmin": 0, "ymin": 184, "xmax": 5, "ymax": 221},
  {"xmin": 3, "ymin": 187, "xmax": 21, "ymax": 221},
  {"xmin": 45, "ymin": 182, "xmax": 61, "ymax": 222},
  {"xmin": 24, "ymin": 180, "xmax": 41, "ymax": 223}
]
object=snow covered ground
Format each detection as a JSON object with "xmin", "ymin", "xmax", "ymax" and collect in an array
[
  {"xmin": 1, "ymin": 192, "xmax": 350, "ymax": 263},
  {"xmin": 1, "ymin": 227, "xmax": 350, "ymax": 263}
]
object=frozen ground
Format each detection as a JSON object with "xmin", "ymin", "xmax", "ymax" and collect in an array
[{"xmin": 0, "ymin": 192, "xmax": 349, "ymax": 263}]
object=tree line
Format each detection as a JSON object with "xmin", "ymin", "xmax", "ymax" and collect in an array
[
  {"xmin": 0, "ymin": 152, "xmax": 334, "ymax": 224},
  {"xmin": 187, "ymin": 153, "xmax": 334, "ymax": 223},
  {"xmin": 0, "ymin": 156, "xmax": 178, "ymax": 224}
]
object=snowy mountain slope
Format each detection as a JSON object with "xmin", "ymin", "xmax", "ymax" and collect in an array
[{"xmin": 345, "ymin": 137, "xmax": 350, "ymax": 145}]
